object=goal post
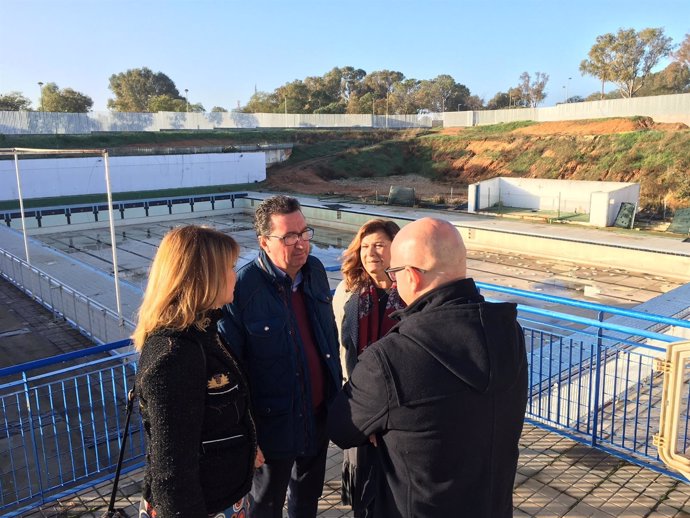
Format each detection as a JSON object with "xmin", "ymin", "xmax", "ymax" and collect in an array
[{"xmin": 0, "ymin": 147, "xmax": 124, "ymax": 326}]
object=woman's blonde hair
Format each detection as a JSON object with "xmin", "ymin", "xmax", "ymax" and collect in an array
[
  {"xmin": 341, "ymin": 219, "xmax": 400, "ymax": 291},
  {"xmin": 132, "ymin": 225, "xmax": 240, "ymax": 352}
]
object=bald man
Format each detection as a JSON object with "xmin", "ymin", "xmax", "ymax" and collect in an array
[{"xmin": 328, "ymin": 218, "xmax": 528, "ymax": 518}]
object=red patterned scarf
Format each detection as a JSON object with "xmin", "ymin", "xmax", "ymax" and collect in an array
[{"xmin": 356, "ymin": 282, "xmax": 404, "ymax": 355}]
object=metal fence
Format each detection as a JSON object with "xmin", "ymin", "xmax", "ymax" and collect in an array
[
  {"xmin": 477, "ymin": 282, "xmax": 690, "ymax": 472},
  {"xmin": 0, "ymin": 340, "xmax": 141, "ymax": 517},
  {"xmin": 0, "ymin": 249, "xmax": 133, "ymax": 344},
  {"xmin": 2, "ymin": 282, "xmax": 690, "ymax": 515}
]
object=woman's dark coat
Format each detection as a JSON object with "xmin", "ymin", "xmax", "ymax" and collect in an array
[{"xmin": 137, "ymin": 314, "xmax": 256, "ymax": 517}]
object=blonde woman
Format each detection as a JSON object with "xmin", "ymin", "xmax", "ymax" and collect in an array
[
  {"xmin": 332, "ymin": 219, "xmax": 405, "ymax": 518},
  {"xmin": 134, "ymin": 225, "xmax": 263, "ymax": 518}
]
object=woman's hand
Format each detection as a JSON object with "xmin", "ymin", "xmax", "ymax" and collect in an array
[{"xmin": 255, "ymin": 447, "xmax": 265, "ymax": 468}]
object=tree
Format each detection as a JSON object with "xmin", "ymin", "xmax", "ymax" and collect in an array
[
  {"xmin": 675, "ymin": 33, "xmax": 690, "ymax": 67},
  {"xmin": 211, "ymin": 106, "xmax": 228, "ymax": 112},
  {"xmin": 465, "ymin": 95, "xmax": 484, "ymax": 110},
  {"xmin": 108, "ymin": 67, "xmax": 181, "ymax": 112},
  {"xmin": 41, "ymin": 83, "xmax": 93, "ymax": 112},
  {"xmin": 389, "ymin": 79, "xmax": 420, "ymax": 114},
  {"xmin": 636, "ymin": 62, "xmax": 690, "ymax": 96},
  {"xmin": 239, "ymin": 65, "xmax": 481, "ymax": 115},
  {"xmin": 362, "ymin": 70, "xmax": 404, "ymax": 109},
  {"xmin": 519, "ymin": 72, "xmax": 549, "ymax": 107},
  {"xmin": 147, "ymin": 95, "xmax": 186, "ymax": 112},
  {"xmin": 339, "ymin": 66, "xmax": 366, "ymax": 102},
  {"xmin": 487, "ymin": 92, "xmax": 510, "ymax": 110},
  {"xmin": 243, "ymin": 91, "xmax": 278, "ymax": 113},
  {"xmin": 580, "ymin": 27, "xmax": 674, "ymax": 98},
  {"xmin": 580, "ymin": 33, "xmax": 616, "ymax": 99},
  {"xmin": 0, "ymin": 92, "xmax": 32, "ymax": 111},
  {"xmin": 279, "ymin": 80, "xmax": 311, "ymax": 113}
]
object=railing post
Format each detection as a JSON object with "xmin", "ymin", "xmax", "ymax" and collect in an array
[
  {"xmin": 23, "ymin": 372, "xmax": 46, "ymax": 504},
  {"xmin": 590, "ymin": 311, "xmax": 605, "ymax": 446}
]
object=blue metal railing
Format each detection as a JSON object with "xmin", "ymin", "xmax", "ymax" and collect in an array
[
  {"xmin": 1, "ymin": 283, "xmax": 689, "ymax": 515},
  {"xmin": 0, "ymin": 340, "xmax": 142, "ymax": 517},
  {"xmin": 477, "ymin": 281, "xmax": 690, "ymax": 479}
]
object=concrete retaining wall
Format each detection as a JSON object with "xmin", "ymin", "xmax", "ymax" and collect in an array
[
  {"xmin": 0, "ymin": 152, "xmax": 265, "ymax": 201},
  {"xmin": 467, "ymin": 177, "xmax": 640, "ymax": 226}
]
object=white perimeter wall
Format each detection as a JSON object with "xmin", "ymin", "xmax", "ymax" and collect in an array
[
  {"xmin": 1, "ymin": 93, "xmax": 688, "ymax": 134},
  {"xmin": 0, "ymin": 152, "xmax": 265, "ymax": 200},
  {"xmin": 0, "ymin": 111, "xmax": 430, "ymax": 134},
  {"xmin": 468, "ymin": 177, "xmax": 640, "ymax": 226},
  {"xmin": 462, "ymin": 93, "xmax": 690, "ymax": 127}
]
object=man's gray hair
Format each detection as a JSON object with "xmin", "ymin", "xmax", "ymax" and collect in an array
[{"xmin": 254, "ymin": 195, "xmax": 302, "ymax": 236}]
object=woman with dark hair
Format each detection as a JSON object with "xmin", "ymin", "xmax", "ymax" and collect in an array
[
  {"xmin": 134, "ymin": 225, "xmax": 263, "ymax": 517},
  {"xmin": 332, "ymin": 218, "xmax": 405, "ymax": 518}
]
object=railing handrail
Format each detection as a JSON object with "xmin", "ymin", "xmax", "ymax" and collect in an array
[
  {"xmin": 511, "ymin": 303, "xmax": 682, "ymax": 346},
  {"xmin": 477, "ymin": 280, "xmax": 690, "ymax": 329},
  {"xmin": 0, "ymin": 339, "xmax": 133, "ymax": 385},
  {"xmin": 0, "ymin": 248, "xmax": 136, "ymax": 329},
  {"xmin": 0, "ymin": 190, "xmax": 250, "ymax": 215}
]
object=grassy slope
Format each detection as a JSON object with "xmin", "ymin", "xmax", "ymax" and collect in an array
[{"xmin": 2, "ymin": 122, "xmax": 689, "ymax": 211}]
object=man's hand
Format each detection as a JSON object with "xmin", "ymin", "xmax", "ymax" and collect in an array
[{"xmin": 369, "ymin": 434, "xmax": 377, "ymax": 447}]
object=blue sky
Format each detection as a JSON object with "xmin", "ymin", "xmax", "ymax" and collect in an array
[{"xmin": 2, "ymin": 0, "xmax": 688, "ymax": 112}]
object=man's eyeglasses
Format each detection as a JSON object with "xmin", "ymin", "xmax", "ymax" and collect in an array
[
  {"xmin": 384, "ymin": 265, "xmax": 428, "ymax": 283},
  {"xmin": 265, "ymin": 227, "xmax": 315, "ymax": 246}
]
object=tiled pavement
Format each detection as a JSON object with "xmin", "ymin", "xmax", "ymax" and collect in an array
[
  {"xmin": 21, "ymin": 425, "xmax": 690, "ymax": 518},
  {"xmin": 4, "ymin": 277, "xmax": 690, "ymax": 517}
]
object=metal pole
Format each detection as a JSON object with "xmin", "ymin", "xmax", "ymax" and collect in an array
[
  {"xmin": 372, "ymin": 97, "xmax": 375, "ymax": 128},
  {"xmin": 386, "ymin": 93, "xmax": 389, "ymax": 129},
  {"xmin": 285, "ymin": 96, "xmax": 288, "ymax": 128},
  {"xmin": 103, "ymin": 151, "xmax": 123, "ymax": 326},
  {"xmin": 558, "ymin": 192, "xmax": 561, "ymax": 219},
  {"xmin": 37, "ymin": 82, "xmax": 43, "ymax": 111},
  {"xmin": 13, "ymin": 151, "xmax": 31, "ymax": 264},
  {"xmin": 590, "ymin": 311, "xmax": 605, "ymax": 446}
]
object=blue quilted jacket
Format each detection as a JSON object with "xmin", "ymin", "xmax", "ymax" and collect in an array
[{"xmin": 219, "ymin": 250, "xmax": 341, "ymax": 458}]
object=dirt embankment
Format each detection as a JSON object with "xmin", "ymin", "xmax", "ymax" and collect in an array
[{"xmin": 263, "ymin": 118, "xmax": 690, "ymax": 209}]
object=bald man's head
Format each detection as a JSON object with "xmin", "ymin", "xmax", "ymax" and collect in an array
[{"xmin": 390, "ymin": 218, "xmax": 467, "ymax": 303}]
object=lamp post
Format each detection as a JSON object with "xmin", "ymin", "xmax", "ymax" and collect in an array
[
  {"xmin": 562, "ymin": 85, "xmax": 567, "ymax": 104},
  {"xmin": 37, "ymin": 81, "xmax": 44, "ymax": 111},
  {"xmin": 457, "ymin": 103, "xmax": 461, "ymax": 112},
  {"xmin": 284, "ymin": 96, "xmax": 288, "ymax": 128},
  {"xmin": 566, "ymin": 77, "xmax": 571, "ymax": 103},
  {"xmin": 184, "ymin": 88, "xmax": 189, "ymax": 112}
]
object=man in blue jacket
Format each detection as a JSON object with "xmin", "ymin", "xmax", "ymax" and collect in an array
[
  {"xmin": 219, "ymin": 195, "xmax": 341, "ymax": 518},
  {"xmin": 328, "ymin": 217, "xmax": 528, "ymax": 518}
]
